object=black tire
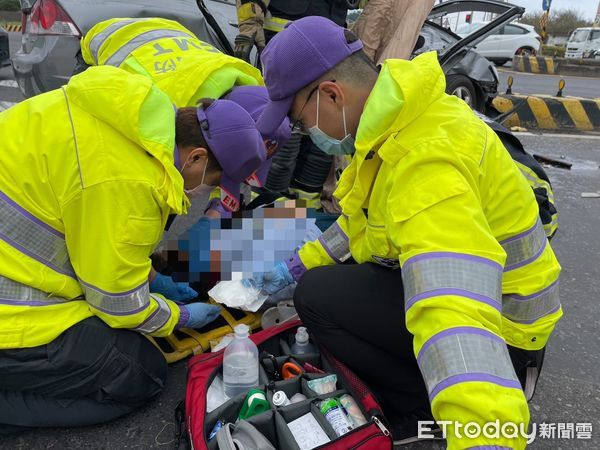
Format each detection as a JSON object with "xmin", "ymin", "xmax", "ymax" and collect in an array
[
  {"xmin": 516, "ymin": 47, "xmax": 536, "ymax": 56},
  {"xmin": 445, "ymin": 75, "xmax": 478, "ymax": 110},
  {"xmin": 493, "ymin": 59, "xmax": 509, "ymax": 66}
]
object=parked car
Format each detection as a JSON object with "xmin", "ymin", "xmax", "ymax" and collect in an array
[
  {"xmin": 565, "ymin": 27, "xmax": 600, "ymax": 59},
  {"xmin": 457, "ymin": 21, "xmax": 541, "ymax": 65},
  {"xmin": 0, "ymin": 26, "xmax": 10, "ymax": 67}
]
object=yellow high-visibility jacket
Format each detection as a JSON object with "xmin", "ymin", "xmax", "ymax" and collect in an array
[
  {"xmin": 81, "ymin": 18, "xmax": 264, "ymax": 212},
  {"xmin": 0, "ymin": 66, "xmax": 190, "ymax": 349},
  {"xmin": 80, "ymin": 17, "xmax": 263, "ymax": 106},
  {"xmin": 290, "ymin": 52, "xmax": 562, "ymax": 449}
]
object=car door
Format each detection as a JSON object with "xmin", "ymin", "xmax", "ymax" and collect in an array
[
  {"xmin": 475, "ymin": 26, "xmax": 503, "ymax": 58},
  {"xmin": 588, "ymin": 29, "xmax": 600, "ymax": 56},
  {"xmin": 499, "ymin": 24, "xmax": 530, "ymax": 57}
]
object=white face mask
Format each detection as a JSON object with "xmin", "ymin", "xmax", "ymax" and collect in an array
[
  {"xmin": 180, "ymin": 156, "xmax": 212, "ymax": 197},
  {"xmin": 307, "ymin": 90, "xmax": 355, "ymax": 156}
]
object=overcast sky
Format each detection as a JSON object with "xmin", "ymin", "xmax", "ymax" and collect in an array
[{"xmin": 509, "ymin": 0, "xmax": 598, "ymax": 20}]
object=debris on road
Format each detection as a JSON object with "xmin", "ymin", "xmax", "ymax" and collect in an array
[
  {"xmin": 581, "ymin": 192, "xmax": 600, "ymax": 198},
  {"xmin": 510, "ymin": 126, "xmax": 528, "ymax": 132},
  {"xmin": 533, "ymin": 153, "xmax": 573, "ymax": 170}
]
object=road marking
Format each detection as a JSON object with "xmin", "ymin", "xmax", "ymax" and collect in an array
[
  {"xmin": 0, "ymin": 101, "xmax": 17, "ymax": 111},
  {"xmin": 0, "ymin": 80, "xmax": 18, "ymax": 88},
  {"xmin": 498, "ymin": 67, "xmax": 600, "ymax": 81},
  {"xmin": 514, "ymin": 131, "xmax": 600, "ymax": 140}
]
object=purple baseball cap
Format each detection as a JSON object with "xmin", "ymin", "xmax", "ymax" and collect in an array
[
  {"xmin": 197, "ymin": 99, "xmax": 266, "ymax": 212},
  {"xmin": 225, "ymin": 85, "xmax": 291, "ymax": 189},
  {"xmin": 257, "ymin": 16, "xmax": 363, "ymax": 136}
]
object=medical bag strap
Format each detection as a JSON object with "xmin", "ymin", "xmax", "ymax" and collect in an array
[{"xmin": 196, "ymin": 0, "xmax": 235, "ymax": 55}]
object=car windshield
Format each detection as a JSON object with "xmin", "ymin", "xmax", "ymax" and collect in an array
[
  {"xmin": 414, "ymin": 22, "xmax": 458, "ymax": 56},
  {"xmin": 455, "ymin": 23, "xmax": 486, "ymax": 36},
  {"xmin": 570, "ymin": 29, "xmax": 590, "ymax": 43}
]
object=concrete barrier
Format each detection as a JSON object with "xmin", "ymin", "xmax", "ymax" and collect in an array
[
  {"xmin": 512, "ymin": 55, "xmax": 557, "ymax": 74},
  {"xmin": 512, "ymin": 55, "xmax": 600, "ymax": 78},
  {"xmin": 493, "ymin": 94, "xmax": 600, "ymax": 132}
]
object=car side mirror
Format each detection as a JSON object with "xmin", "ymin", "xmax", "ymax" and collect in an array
[{"xmin": 19, "ymin": 0, "xmax": 34, "ymax": 13}]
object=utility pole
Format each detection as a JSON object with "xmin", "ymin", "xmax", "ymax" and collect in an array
[
  {"xmin": 595, "ymin": 0, "xmax": 600, "ymax": 25},
  {"xmin": 540, "ymin": 0, "xmax": 552, "ymax": 44}
]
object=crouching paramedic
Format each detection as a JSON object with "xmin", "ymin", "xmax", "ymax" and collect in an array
[
  {"xmin": 255, "ymin": 18, "xmax": 562, "ymax": 448},
  {"xmin": 80, "ymin": 18, "xmax": 291, "ymax": 217},
  {"xmin": 0, "ymin": 66, "xmax": 266, "ymax": 431}
]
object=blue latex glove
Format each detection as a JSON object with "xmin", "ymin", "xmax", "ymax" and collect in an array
[
  {"xmin": 150, "ymin": 273, "xmax": 198, "ymax": 303},
  {"xmin": 181, "ymin": 303, "xmax": 222, "ymax": 329},
  {"xmin": 256, "ymin": 261, "xmax": 294, "ymax": 295}
]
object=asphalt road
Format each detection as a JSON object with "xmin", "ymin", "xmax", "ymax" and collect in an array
[{"xmin": 497, "ymin": 65, "xmax": 600, "ymax": 99}]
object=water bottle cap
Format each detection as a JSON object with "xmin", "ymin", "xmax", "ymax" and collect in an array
[
  {"xmin": 234, "ymin": 324, "xmax": 250, "ymax": 337},
  {"xmin": 295, "ymin": 326, "xmax": 309, "ymax": 344}
]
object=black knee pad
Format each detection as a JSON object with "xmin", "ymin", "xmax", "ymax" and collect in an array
[
  {"xmin": 265, "ymin": 134, "xmax": 302, "ymax": 192},
  {"xmin": 292, "ymin": 138, "xmax": 333, "ymax": 192}
]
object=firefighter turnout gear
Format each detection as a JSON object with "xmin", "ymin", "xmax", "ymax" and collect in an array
[{"xmin": 235, "ymin": 0, "xmax": 268, "ymax": 62}]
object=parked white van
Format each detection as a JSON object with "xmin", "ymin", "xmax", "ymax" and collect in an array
[{"xmin": 565, "ymin": 27, "xmax": 600, "ymax": 59}]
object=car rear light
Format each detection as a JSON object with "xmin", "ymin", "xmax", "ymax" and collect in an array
[{"xmin": 26, "ymin": 0, "xmax": 80, "ymax": 37}]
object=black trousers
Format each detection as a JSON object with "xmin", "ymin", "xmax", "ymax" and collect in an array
[
  {"xmin": 294, "ymin": 263, "xmax": 544, "ymax": 437},
  {"xmin": 0, "ymin": 317, "xmax": 167, "ymax": 433}
]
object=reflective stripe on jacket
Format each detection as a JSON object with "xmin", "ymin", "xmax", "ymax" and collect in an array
[
  {"xmin": 81, "ymin": 17, "xmax": 263, "ymax": 107},
  {"xmin": 294, "ymin": 52, "xmax": 562, "ymax": 449},
  {"xmin": 0, "ymin": 66, "xmax": 189, "ymax": 348}
]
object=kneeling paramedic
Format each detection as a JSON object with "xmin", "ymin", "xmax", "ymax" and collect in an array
[
  {"xmin": 255, "ymin": 17, "xmax": 562, "ymax": 448},
  {"xmin": 0, "ymin": 66, "xmax": 267, "ymax": 431}
]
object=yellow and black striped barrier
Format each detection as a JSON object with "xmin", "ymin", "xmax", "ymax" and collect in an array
[
  {"xmin": 2, "ymin": 23, "xmax": 22, "ymax": 32},
  {"xmin": 493, "ymin": 94, "xmax": 600, "ymax": 132},
  {"xmin": 512, "ymin": 55, "xmax": 556, "ymax": 75}
]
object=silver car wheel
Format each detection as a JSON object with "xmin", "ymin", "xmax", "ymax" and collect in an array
[{"xmin": 452, "ymin": 86, "xmax": 473, "ymax": 106}]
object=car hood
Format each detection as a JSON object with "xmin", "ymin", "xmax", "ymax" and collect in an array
[{"xmin": 428, "ymin": 0, "xmax": 525, "ymax": 71}]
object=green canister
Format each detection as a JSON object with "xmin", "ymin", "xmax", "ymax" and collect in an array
[{"xmin": 319, "ymin": 398, "xmax": 353, "ymax": 437}]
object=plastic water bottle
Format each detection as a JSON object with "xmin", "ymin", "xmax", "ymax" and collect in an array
[
  {"xmin": 223, "ymin": 324, "xmax": 259, "ymax": 399},
  {"xmin": 291, "ymin": 326, "xmax": 317, "ymax": 354}
]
